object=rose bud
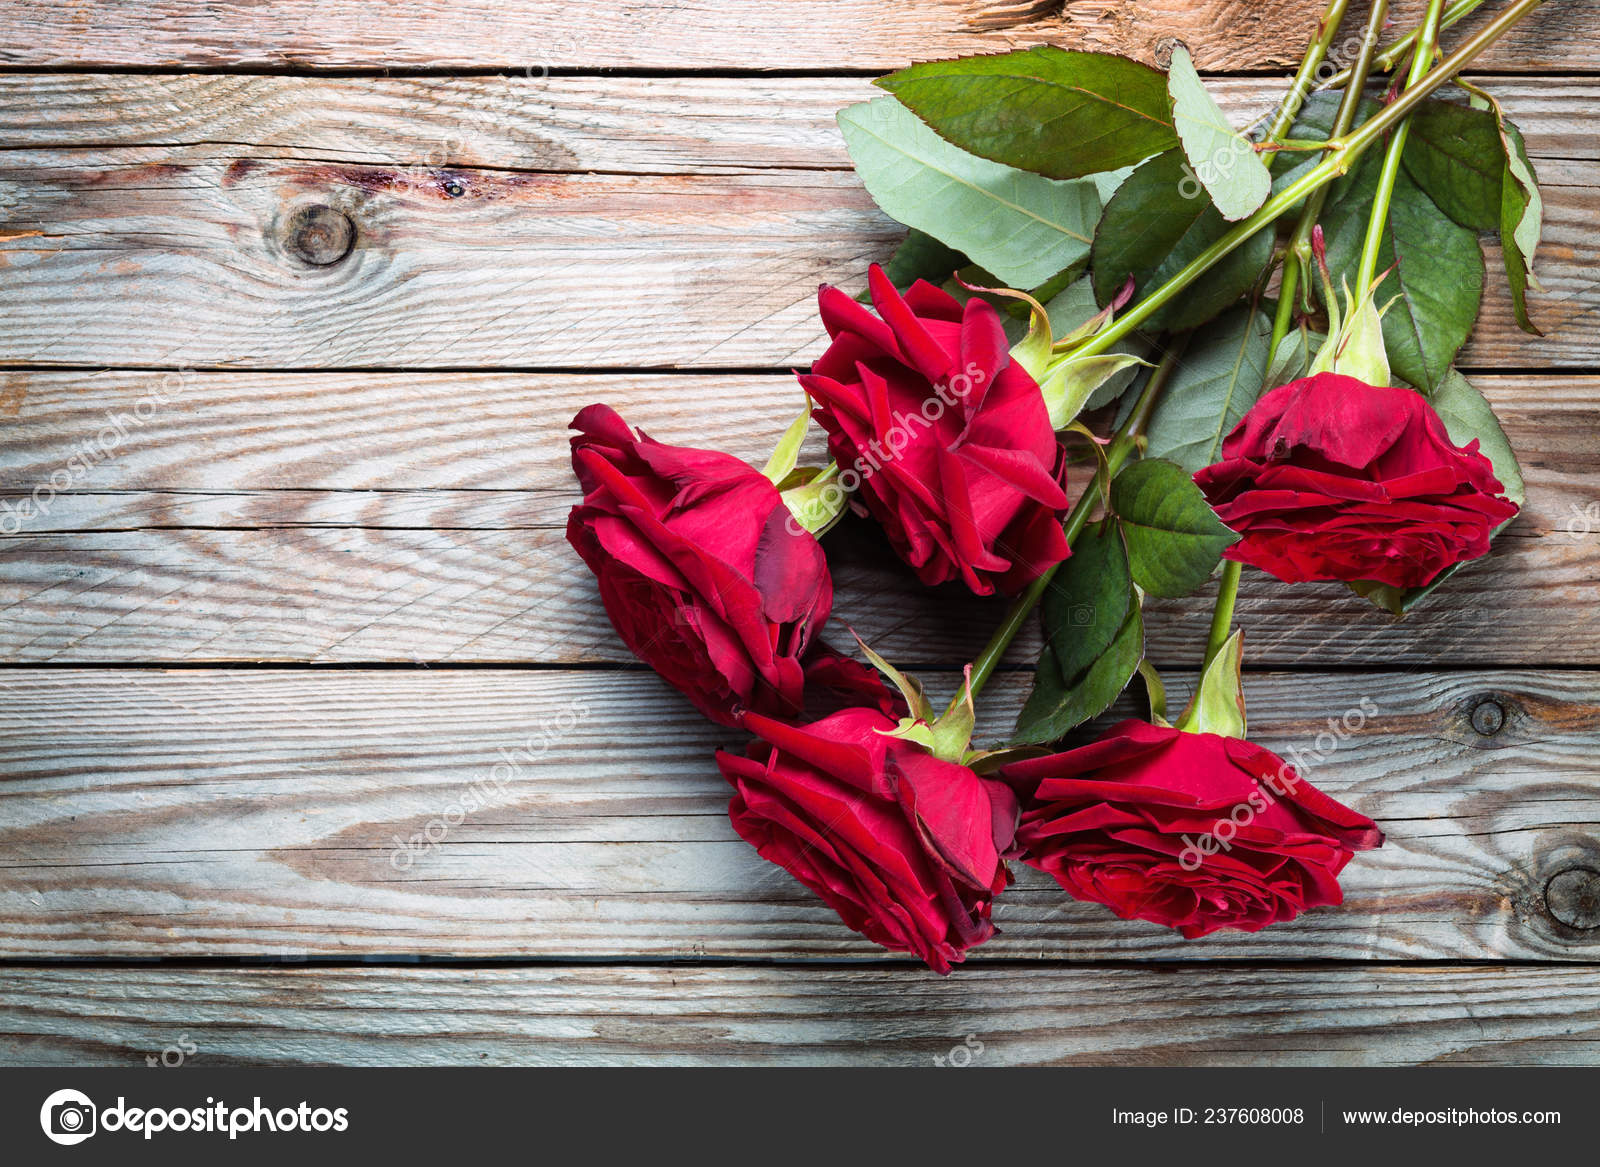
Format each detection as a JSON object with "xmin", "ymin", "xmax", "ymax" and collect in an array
[
  {"xmin": 799, "ymin": 263, "xmax": 1070, "ymax": 596},
  {"xmin": 566, "ymin": 404, "xmax": 832, "ymax": 728},
  {"xmin": 1194, "ymin": 372, "xmax": 1518, "ymax": 589},
  {"xmin": 1000, "ymin": 718, "xmax": 1384, "ymax": 939},
  {"xmin": 718, "ymin": 706, "xmax": 1019, "ymax": 973}
]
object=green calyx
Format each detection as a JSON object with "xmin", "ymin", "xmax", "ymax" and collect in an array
[
  {"xmin": 1173, "ymin": 628, "xmax": 1247, "ymax": 739},
  {"xmin": 998, "ymin": 281, "xmax": 1149, "ymax": 430},
  {"xmin": 852, "ymin": 635, "xmax": 1007, "ymax": 767},
  {"xmin": 763, "ymin": 395, "xmax": 851, "ymax": 537}
]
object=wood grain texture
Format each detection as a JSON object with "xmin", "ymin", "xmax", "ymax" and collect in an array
[
  {"xmin": 2, "ymin": 668, "xmax": 1597, "ymax": 962},
  {"xmin": 2, "ymin": 75, "xmax": 1593, "ymax": 172},
  {"xmin": 0, "ymin": 373, "xmax": 1591, "ymax": 666},
  {"xmin": 4, "ymin": 963, "xmax": 1600, "ymax": 1066},
  {"xmin": 0, "ymin": 1, "xmax": 1588, "ymax": 72},
  {"xmin": 0, "ymin": 80, "xmax": 1591, "ymax": 370}
]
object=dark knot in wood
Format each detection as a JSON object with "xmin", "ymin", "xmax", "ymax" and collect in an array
[
  {"xmin": 283, "ymin": 204, "xmax": 355, "ymax": 266},
  {"xmin": 1545, "ymin": 867, "xmax": 1600, "ymax": 930},
  {"xmin": 1469, "ymin": 697, "xmax": 1506, "ymax": 737}
]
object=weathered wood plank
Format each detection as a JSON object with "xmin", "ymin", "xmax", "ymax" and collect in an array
[
  {"xmin": 0, "ymin": 74, "xmax": 878, "ymax": 175},
  {"xmin": 0, "ymin": 0, "xmax": 1588, "ymax": 73},
  {"xmin": 0, "ymin": 81, "xmax": 1591, "ymax": 370},
  {"xmin": 1, "ymin": 668, "xmax": 1597, "ymax": 963},
  {"xmin": 0, "ymin": 161, "xmax": 896, "ymax": 370},
  {"xmin": 4, "ymin": 963, "xmax": 1600, "ymax": 1067},
  {"xmin": 2, "ymin": 76, "xmax": 1592, "ymax": 172},
  {"xmin": 0, "ymin": 373, "xmax": 1591, "ymax": 665}
]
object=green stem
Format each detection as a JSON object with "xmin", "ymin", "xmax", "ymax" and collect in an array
[
  {"xmin": 1265, "ymin": 0, "xmax": 1354, "ymax": 143},
  {"xmin": 1268, "ymin": 0, "xmax": 1392, "ymax": 368},
  {"xmin": 960, "ymin": 343, "xmax": 1186, "ymax": 706},
  {"xmin": 1322, "ymin": 0, "xmax": 1488, "ymax": 89},
  {"xmin": 1073, "ymin": 0, "xmax": 1546, "ymax": 364},
  {"xmin": 1356, "ymin": 0, "xmax": 1446, "ymax": 292},
  {"xmin": 1201, "ymin": 560, "xmax": 1243, "ymax": 670}
]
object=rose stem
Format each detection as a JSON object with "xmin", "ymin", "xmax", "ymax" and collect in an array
[
  {"xmin": 1267, "ymin": 0, "xmax": 1392, "ymax": 370},
  {"xmin": 1200, "ymin": 0, "xmax": 1383, "ymax": 675},
  {"xmin": 1264, "ymin": 0, "xmax": 1354, "ymax": 144},
  {"xmin": 957, "ymin": 343, "xmax": 1186, "ymax": 709},
  {"xmin": 1321, "ymin": 0, "xmax": 1487, "ymax": 90},
  {"xmin": 1355, "ymin": 0, "xmax": 1447, "ymax": 293},
  {"xmin": 1071, "ymin": 0, "xmax": 1548, "ymax": 365},
  {"xmin": 1202, "ymin": 560, "xmax": 1244, "ymax": 670}
]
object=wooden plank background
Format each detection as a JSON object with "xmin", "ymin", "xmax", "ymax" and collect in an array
[{"xmin": 0, "ymin": 0, "xmax": 1597, "ymax": 1066}]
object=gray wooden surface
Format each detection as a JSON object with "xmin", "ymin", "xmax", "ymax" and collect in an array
[{"xmin": 0, "ymin": 0, "xmax": 1597, "ymax": 1066}]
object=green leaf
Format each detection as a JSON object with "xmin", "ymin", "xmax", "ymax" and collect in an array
[
  {"xmin": 1320, "ymin": 165, "xmax": 1483, "ymax": 394},
  {"xmin": 1090, "ymin": 148, "xmax": 1275, "ymax": 331},
  {"xmin": 863, "ymin": 229, "xmax": 968, "ymax": 300},
  {"xmin": 1111, "ymin": 458, "xmax": 1238, "ymax": 597},
  {"xmin": 1012, "ymin": 520, "xmax": 1143, "ymax": 745},
  {"xmin": 1498, "ymin": 119, "xmax": 1544, "ymax": 335},
  {"xmin": 1173, "ymin": 630, "xmax": 1246, "ymax": 738},
  {"xmin": 877, "ymin": 48, "xmax": 1177, "ymax": 181},
  {"xmin": 1428, "ymin": 369, "xmax": 1526, "ymax": 509},
  {"xmin": 1401, "ymin": 99, "xmax": 1505, "ymax": 230},
  {"xmin": 839, "ymin": 97, "xmax": 1104, "ymax": 289},
  {"xmin": 1166, "ymin": 46, "xmax": 1271, "ymax": 221},
  {"xmin": 1015, "ymin": 606, "xmax": 1144, "ymax": 747},
  {"xmin": 1040, "ymin": 519, "xmax": 1134, "ymax": 683},
  {"xmin": 1403, "ymin": 96, "xmax": 1543, "ymax": 335},
  {"xmin": 1141, "ymin": 306, "xmax": 1274, "ymax": 473}
]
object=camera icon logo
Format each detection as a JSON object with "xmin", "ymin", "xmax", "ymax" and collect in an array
[{"xmin": 39, "ymin": 1089, "xmax": 97, "ymax": 1146}]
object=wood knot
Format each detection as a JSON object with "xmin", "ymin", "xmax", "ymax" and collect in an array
[
  {"xmin": 1545, "ymin": 868, "xmax": 1600, "ymax": 930},
  {"xmin": 283, "ymin": 204, "xmax": 355, "ymax": 266},
  {"xmin": 1470, "ymin": 696, "xmax": 1506, "ymax": 737},
  {"xmin": 1152, "ymin": 37, "xmax": 1187, "ymax": 70}
]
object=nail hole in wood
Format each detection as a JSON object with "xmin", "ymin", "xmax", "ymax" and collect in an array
[{"xmin": 284, "ymin": 204, "xmax": 355, "ymax": 266}]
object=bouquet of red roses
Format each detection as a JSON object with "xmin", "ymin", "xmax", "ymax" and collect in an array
[{"xmin": 567, "ymin": 0, "xmax": 1544, "ymax": 971}]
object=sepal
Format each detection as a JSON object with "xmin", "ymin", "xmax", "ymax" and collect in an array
[{"xmin": 1173, "ymin": 629, "xmax": 1247, "ymax": 738}]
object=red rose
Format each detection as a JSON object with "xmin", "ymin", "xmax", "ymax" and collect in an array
[
  {"xmin": 1001, "ymin": 719, "xmax": 1383, "ymax": 938},
  {"xmin": 718, "ymin": 708, "xmax": 1019, "ymax": 973},
  {"xmin": 567, "ymin": 404, "xmax": 831, "ymax": 728},
  {"xmin": 1194, "ymin": 372, "xmax": 1518, "ymax": 588},
  {"xmin": 799, "ymin": 264, "xmax": 1070, "ymax": 596}
]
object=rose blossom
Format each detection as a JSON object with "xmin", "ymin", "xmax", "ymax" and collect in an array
[
  {"xmin": 567, "ymin": 404, "xmax": 831, "ymax": 727},
  {"xmin": 799, "ymin": 263, "xmax": 1070, "ymax": 596},
  {"xmin": 718, "ymin": 707, "xmax": 1019, "ymax": 972},
  {"xmin": 1000, "ymin": 719, "xmax": 1383, "ymax": 938},
  {"xmin": 1194, "ymin": 372, "xmax": 1518, "ymax": 588}
]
